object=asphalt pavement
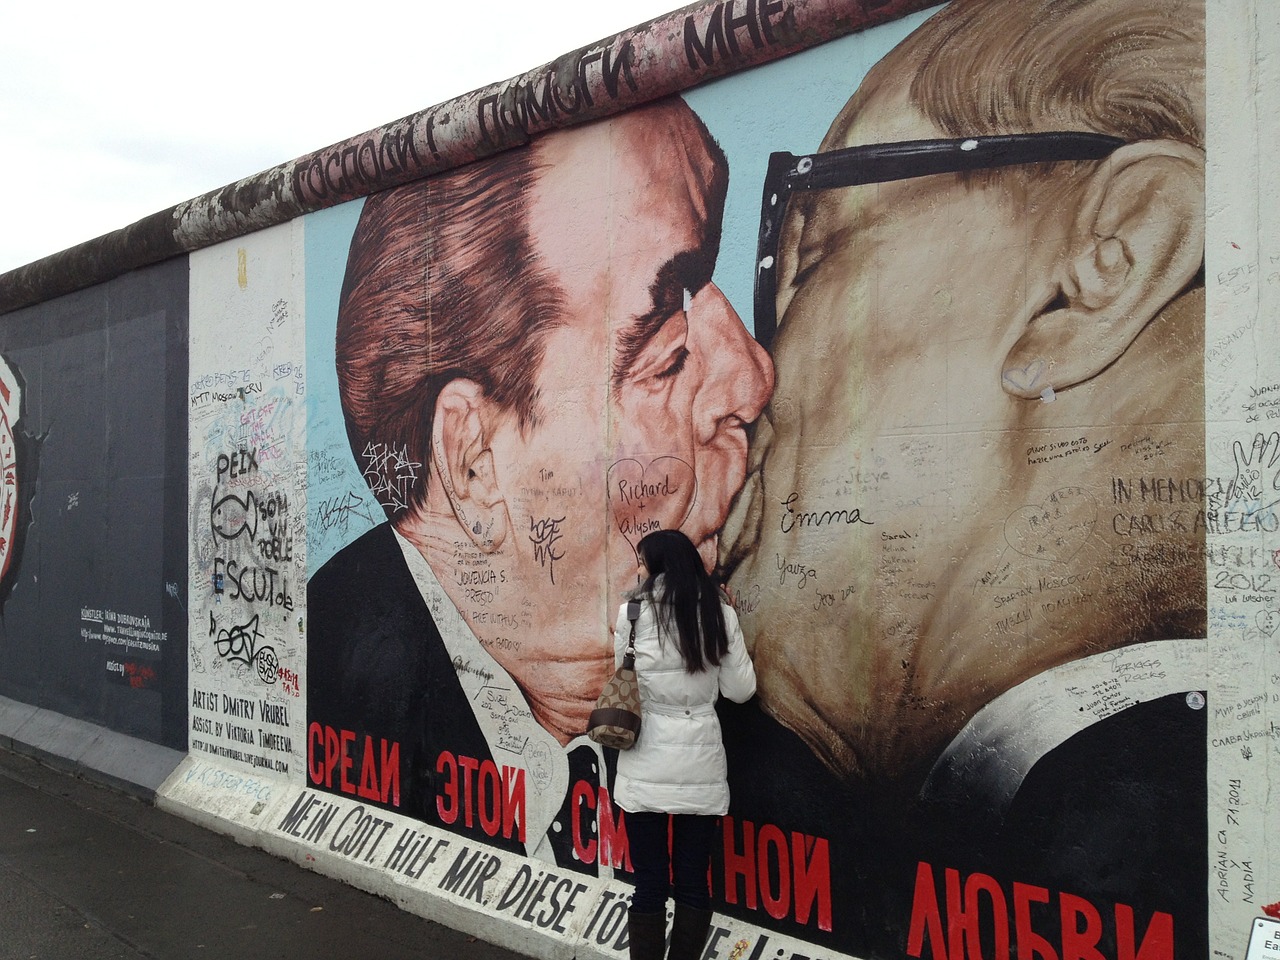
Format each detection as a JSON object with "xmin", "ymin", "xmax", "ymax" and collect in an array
[{"xmin": 0, "ymin": 747, "xmax": 530, "ymax": 960}]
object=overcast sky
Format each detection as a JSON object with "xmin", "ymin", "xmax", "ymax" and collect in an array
[{"xmin": 0, "ymin": 0, "xmax": 688, "ymax": 275}]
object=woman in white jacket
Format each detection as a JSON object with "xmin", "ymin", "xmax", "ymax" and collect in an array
[{"xmin": 614, "ymin": 530, "xmax": 756, "ymax": 960}]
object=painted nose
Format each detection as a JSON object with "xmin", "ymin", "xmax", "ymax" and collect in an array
[{"xmin": 691, "ymin": 283, "xmax": 774, "ymax": 440}]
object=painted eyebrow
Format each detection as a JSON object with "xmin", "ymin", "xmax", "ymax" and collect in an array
[{"xmin": 612, "ymin": 248, "xmax": 715, "ymax": 388}]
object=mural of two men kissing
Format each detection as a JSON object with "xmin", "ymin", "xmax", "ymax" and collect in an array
[{"xmin": 306, "ymin": 0, "xmax": 1206, "ymax": 956}]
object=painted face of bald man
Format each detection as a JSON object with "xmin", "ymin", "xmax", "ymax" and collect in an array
[{"xmin": 725, "ymin": 0, "xmax": 1205, "ymax": 784}]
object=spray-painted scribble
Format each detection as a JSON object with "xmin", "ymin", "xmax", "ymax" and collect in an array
[
  {"xmin": 1003, "ymin": 488, "xmax": 1098, "ymax": 564},
  {"xmin": 211, "ymin": 489, "xmax": 259, "ymax": 541},
  {"xmin": 528, "ymin": 516, "xmax": 565, "ymax": 584},
  {"xmin": 361, "ymin": 441, "xmax": 422, "ymax": 513},
  {"xmin": 210, "ymin": 611, "xmax": 279, "ymax": 684},
  {"xmin": 316, "ymin": 489, "xmax": 376, "ymax": 535},
  {"xmin": 1225, "ymin": 432, "xmax": 1280, "ymax": 508}
]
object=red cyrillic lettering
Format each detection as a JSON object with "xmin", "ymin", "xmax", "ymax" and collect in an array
[
  {"xmin": 1013, "ymin": 882, "xmax": 1058, "ymax": 960},
  {"xmin": 338, "ymin": 728, "xmax": 355, "ymax": 794},
  {"xmin": 1116, "ymin": 905, "xmax": 1174, "ymax": 960},
  {"xmin": 502, "ymin": 765, "xmax": 526, "ymax": 842},
  {"xmin": 324, "ymin": 725, "xmax": 339, "ymax": 788},
  {"xmin": 907, "ymin": 861, "xmax": 947, "ymax": 960},
  {"xmin": 597, "ymin": 788, "xmax": 629, "ymax": 871},
  {"xmin": 758, "ymin": 823, "xmax": 790, "ymax": 920},
  {"xmin": 965, "ymin": 871, "xmax": 1010, "ymax": 960},
  {"xmin": 458, "ymin": 754, "xmax": 479, "ymax": 827},
  {"xmin": 478, "ymin": 760, "xmax": 501, "ymax": 836},
  {"xmin": 380, "ymin": 740, "xmax": 400, "ymax": 807},
  {"xmin": 792, "ymin": 831, "xmax": 832, "ymax": 931},
  {"xmin": 357, "ymin": 736, "xmax": 380, "ymax": 801},
  {"xmin": 1061, "ymin": 893, "xmax": 1105, "ymax": 960},
  {"xmin": 307, "ymin": 722, "xmax": 324, "ymax": 785},
  {"xmin": 436, "ymin": 751, "xmax": 458, "ymax": 824},
  {"xmin": 722, "ymin": 816, "xmax": 757, "ymax": 909},
  {"xmin": 571, "ymin": 779, "xmax": 597, "ymax": 864}
]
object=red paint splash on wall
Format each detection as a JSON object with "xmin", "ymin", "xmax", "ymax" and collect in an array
[
  {"xmin": 124, "ymin": 661, "xmax": 156, "ymax": 690},
  {"xmin": 1263, "ymin": 901, "xmax": 1280, "ymax": 920}
]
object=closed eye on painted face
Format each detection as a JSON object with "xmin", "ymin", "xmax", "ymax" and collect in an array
[
  {"xmin": 613, "ymin": 247, "xmax": 717, "ymax": 391},
  {"xmin": 752, "ymin": 132, "xmax": 1126, "ymax": 349}
]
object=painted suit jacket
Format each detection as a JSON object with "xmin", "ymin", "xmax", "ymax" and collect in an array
[
  {"xmin": 306, "ymin": 522, "xmax": 526, "ymax": 855},
  {"xmin": 717, "ymin": 691, "xmax": 1206, "ymax": 959}
]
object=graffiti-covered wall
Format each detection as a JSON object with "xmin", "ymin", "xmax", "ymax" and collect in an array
[
  {"xmin": 1, "ymin": 1, "xmax": 1277, "ymax": 959},
  {"xmin": 187, "ymin": 225, "xmax": 307, "ymax": 779}
]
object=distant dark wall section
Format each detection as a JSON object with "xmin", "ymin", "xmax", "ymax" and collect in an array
[{"xmin": 0, "ymin": 258, "xmax": 188, "ymax": 749}]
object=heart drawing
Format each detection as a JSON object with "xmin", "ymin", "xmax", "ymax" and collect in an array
[
  {"xmin": 1001, "ymin": 359, "xmax": 1047, "ymax": 395},
  {"xmin": 607, "ymin": 457, "xmax": 697, "ymax": 556},
  {"xmin": 1004, "ymin": 487, "xmax": 1097, "ymax": 563}
]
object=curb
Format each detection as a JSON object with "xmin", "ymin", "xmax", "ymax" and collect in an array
[{"xmin": 0, "ymin": 694, "xmax": 184, "ymax": 801}]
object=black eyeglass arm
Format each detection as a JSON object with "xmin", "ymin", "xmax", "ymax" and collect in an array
[
  {"xmin": 753, "ymin": 151, "xmax": 797, "ymax": 351},
  {"xmin": 752, "ymin": 133, "xmax": 1126, "ymax": 350},
  {"xmin": 788, "ymin": 132, "xmax": 1126, "ymax": 191}
]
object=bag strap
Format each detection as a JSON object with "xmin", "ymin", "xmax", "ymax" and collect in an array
[{"xmin": 623, "ymin": 599, "xmax": 641, "ymax": 666}]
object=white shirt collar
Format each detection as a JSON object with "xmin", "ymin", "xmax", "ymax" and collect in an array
[{"xmin": 391, "ymin": 528, "xmax": 607, "ymax": 869}]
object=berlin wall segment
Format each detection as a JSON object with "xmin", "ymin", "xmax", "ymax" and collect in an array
[
  {"xmin": 0, "ymin": 258, "xmax": 189, "ymax": 752},
  {"xmin": 1, "ymin": 0, "xmax": 1276, "ymax": 959},
  {"xmin": 179, "ymin": 0, "xmax": 1251, "ymax": 957}
]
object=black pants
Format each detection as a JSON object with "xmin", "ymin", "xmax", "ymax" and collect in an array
[{"xmin": 627, "ymin": 811, "xmax": 716, "ymax": 913}]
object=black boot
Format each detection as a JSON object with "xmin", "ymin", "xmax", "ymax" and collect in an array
[
  {"xmin": 666, "ymin": 904, "xmax": 713, "ymax": 960},
  {"xmin": 628, "ymin": 907, "xmax": 667, "ymax": 960}
]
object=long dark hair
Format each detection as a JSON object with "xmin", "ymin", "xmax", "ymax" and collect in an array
[{"xmin": 634, "ymin": 530, "xmax": 729, "ymax": 673}]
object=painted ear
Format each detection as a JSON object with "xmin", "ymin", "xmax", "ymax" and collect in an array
[
  {"xmin": 1001, "ymin": 141, "xmax": 1205, "ymax": 399},
  {"xmin": 431, "ymin": 379, "xmax": 509, "ymax": 552}
]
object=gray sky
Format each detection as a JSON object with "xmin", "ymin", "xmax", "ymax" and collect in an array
[{"xmin": 0, "ymin": 0, "xmax": 686, "ymax": 275}]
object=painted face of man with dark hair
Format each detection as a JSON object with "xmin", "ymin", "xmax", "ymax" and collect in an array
[{"xmin": 402, "ymin": 100, "xmax": 774, "ymax": 744}]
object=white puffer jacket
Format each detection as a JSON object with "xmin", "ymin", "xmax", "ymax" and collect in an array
[{"xmin": 611, "ymin": 593, "xmax": 756, "ymax": 815}]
